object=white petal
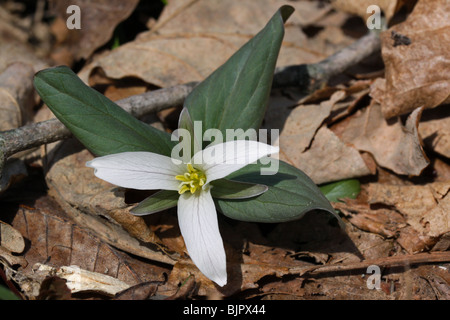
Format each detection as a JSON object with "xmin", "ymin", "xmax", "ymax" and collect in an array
[
  {"xmin": 193, "ymin": 140, "xmax": 279, "ymax": 182},
  {"xmin": 177, "ymin": 189, "xmax": 227, "ymax": 287},
  {"xmin": 86, "ymin": 152, "xmax": 183, "ymax": 191}
]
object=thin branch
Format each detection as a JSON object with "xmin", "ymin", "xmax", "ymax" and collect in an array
[
  {"xmin": 273, "ymin": 31, "xmax": 381, "ymax": 90},
  {"xmin": 289, "ymin": 251, "xmax": 450, "ymax": 276}
]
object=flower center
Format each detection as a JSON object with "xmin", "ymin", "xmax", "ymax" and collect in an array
[{"xmin": 175, "ymin": 164, "xmax": 207, "ymax": 194}]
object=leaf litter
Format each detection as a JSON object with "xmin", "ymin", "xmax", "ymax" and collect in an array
[{"xmin": 0, "ymin": 0, "xmax": 450, "ymax": 300}]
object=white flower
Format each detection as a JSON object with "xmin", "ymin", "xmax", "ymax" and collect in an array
[{"xmin": 86, "ymin": 140, "xmax": 278, "ymax": 286}]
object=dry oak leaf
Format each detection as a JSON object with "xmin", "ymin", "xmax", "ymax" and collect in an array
[
  {"xmin": 370, "ymin": 0, "xmax": 450, "ymax": 118},
  {"xmin": 337, "ymin": 102, "xmax": 429, "ymax": 176}
]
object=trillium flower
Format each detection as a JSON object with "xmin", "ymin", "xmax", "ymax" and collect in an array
[{"xmin": 86, "ymin": 139, "xmax": 278, "ymax": 287}]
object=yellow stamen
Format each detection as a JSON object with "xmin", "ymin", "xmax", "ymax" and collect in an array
[{"xmin": 175, "ymin": 164, "xmax": 207, "ymax": 194}]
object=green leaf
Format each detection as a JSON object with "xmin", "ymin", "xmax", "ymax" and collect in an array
[
  {"xmin": 215, "ymin": 160, "xmax": 345, "ymax": 228},
  {"xmin": 131, "ymin": 190, "xmax": 179, "ymax": 215},
  {"xmin": 184, "ymin": 5, "xmax": 294, "ymax": 145},
  {"xmin": 320, "ymin": 179, "xmax": 361, "ymax": 203},
  {"xmin": 33, "ymin": 66, "xmax": 175, "ymax": 157},
  {"xmin": 0, "ymin": 285, "xmax": 20, "ymax": 300},
  {"xmin": 210, "ymin": 179, "xmax": 268, "ymax": 200}
]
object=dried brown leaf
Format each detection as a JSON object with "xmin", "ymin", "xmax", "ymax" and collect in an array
[
  {"xmin": 42, "ymin": 139, "xmax": 176, "ymax": 266},
  {"xmin": 419, "ymin": 105, "xmax": 450, "ymax": 159},
  {"xmin": 153, "ymin": 0, "xmax": 333, "ymax": 37},
  {"xmin": 78, "ymin": 0, "xmax": 343, "ymax": 87},
  {"xmin": 334, "ymin": 199, "xmax": 407, "ymax": 238},
  {"xmin": 0, "ymin": 62, "xmax": 36, "ymax": 192},
  {"xmin": 280, "ymin": 126, "xmax": 372, "ymax": 184},
  {"xmin": 49, "ymin": 0, "xmax": 140, "ymax": 60},
  {"xmin": 0, "ymin": 62, "xmax": 35, "ymax": 131},
  {"xmin": 45, "ymin": 140, "xmax": 158, "ymax": 244},
  {"xmin": 371, "ymin": 0, "xmax": 450, "ymax": 118},
  {"xmin": 7, "ymin": 196, "xmax": 170, "ymax": 299},
  {"xmin": 115, "ymin": 281, "xmax": 161, "ymax": 300},
  {"xmin": 337, "ymin": 102, "xmax": 429, "ymax": 176},
  {"xmin": 0, "ymin": 220, "xmax": 25, "ymax": 254},
  {"xmin": 368, "ymin": 182, "xmax": 450, "ymax": 243},
  {"xmin": 276, "ymin": 90, "xmax": 346, "ymax": 154},
  {"xmin": 0, "ymin": 12, "xmax": 49, "ymax": 73}
]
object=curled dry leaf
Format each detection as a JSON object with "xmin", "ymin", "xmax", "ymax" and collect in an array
[
  {"xmin": 35, "ymin": 264, "xmax": 131, "ymax": 296},
  {"xmin": 370, "ymin": 0, "xmax": 450, "ymax": 118},
  {"xmin": 337, "ymin": 102, "xmax": 429, "ymax": 176}
]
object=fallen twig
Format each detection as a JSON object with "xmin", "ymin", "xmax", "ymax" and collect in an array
[
  {"xmin": 289, "ymin": 251, "xmax": 450, "ymax": 276},
  {"xmin": 273, "ymin": 31, "xmax": 381, "ymax": 90}
]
